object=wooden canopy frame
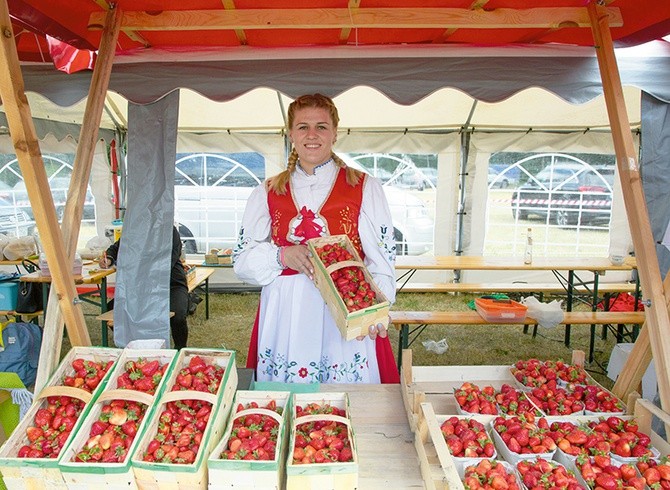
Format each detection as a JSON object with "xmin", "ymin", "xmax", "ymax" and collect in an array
[{"xmin": 0, "ymin": 1, "xmax": 667, "ymax": 415}]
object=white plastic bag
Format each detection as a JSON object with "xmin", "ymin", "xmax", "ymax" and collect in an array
[
  {"xmin": 2, "ymin": 236, "xmax": 38, "ymax": 260},
  {"xmin": 521, "ymin": 296, "xmax": 564, "ymax": 329},
  {"xmin": 422, "ymin": 338, "xmax": 449, "ymax": 354}
]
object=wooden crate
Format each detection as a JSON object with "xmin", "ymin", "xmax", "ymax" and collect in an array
[
  {"xmin": 285, "ymin": 392, "xmax": 358, "ymax": 490},
  {"xmin": 0, "ymin": 347, "xmax": 122, "ymax": 490},
  {"xmin": 207, "ymin": 390, "xmax": 291, "ymax": 490},
  {"xmin": 57, "ymin": 349, "xmax": 179, "ymax": 490},
  {"xmin": 307, "ymin": 234, "xmax": 390, "ymax": 341},
  {"xmin": 130, "ymin": 348, "xmax": 237, "ymax": 489},
  {"xmin": 399, "ymin": 349, "xmax": 516, "ymax": 433}
]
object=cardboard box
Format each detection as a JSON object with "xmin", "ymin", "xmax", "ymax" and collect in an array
[
  {"xmin": 307, "ymin": 235, "xmax": 390, "ymax": 341},
  {"xmin": 208, "ymin": 390, "xmax": 291, "ymax": 489}
]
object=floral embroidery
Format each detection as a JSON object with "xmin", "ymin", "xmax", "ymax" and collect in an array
[
  {"xmin": 378, "ymin": 223, "xmax": 396, "ymax": 264},
  {"xmin": 338, "ymin": 206, "xmax": 356, "ymax": 235},
  {"xmin": 232, "ymin": 227, "xmax": 250, "ymax": 263},
  {"xmin": 270, "ymin": 209, "xmax": 282, "ymax": 239},
  {"xmin": 257, "ymin": 347, "xmax": 368, "ymax": 383}
]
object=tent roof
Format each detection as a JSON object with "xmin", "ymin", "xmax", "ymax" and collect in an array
[{"xmin": 9, "ymin": 0, "xmax": 670, "ymax": 65}]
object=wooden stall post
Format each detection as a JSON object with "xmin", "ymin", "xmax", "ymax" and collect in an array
[
  {"xmin": 0, "ymin": 1, "xmax": 90, "ymax": 347},
  {"xmin": 588, "ymin": 2, "xmax": 670, "ymax": 413},
  {"xmin": 35, "ymin": 5, "xmax": 121, "ymax": 391},
  {"xmin": 35, "ymin": 6, "xmax": 122, "ymax": 393}
]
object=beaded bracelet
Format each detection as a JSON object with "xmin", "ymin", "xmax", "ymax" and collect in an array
[{"xmin": 277, "ymin": 246, "xmax": 287, "ymax": 269}]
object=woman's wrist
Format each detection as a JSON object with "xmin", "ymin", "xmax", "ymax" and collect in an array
[{"xmin": 276, "ymin": 246, "xmax": 287, "ymax": 269}]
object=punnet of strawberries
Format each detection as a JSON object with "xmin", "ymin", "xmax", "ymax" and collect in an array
[
  {"xmin": 495, "ymin": 383, "xmax": 542, "ymax": 417},
  {"xmin": 439, "ymin": 416, "xmax": 495, "ymax": 459},
  {"xmin": 516, "ymin": 457, "xmax": 583, "ymax": 490},
  {"xmin": 16, "ymin": 357, "xmax": 114, "ymax": 459},
  {"xmin": 511, "ymin": 358, "xmax": 591, "ymax": 389},
  {"xmin": 576, "ymin": 453, "xmax": 647, "ymax": 490},
  {"xmin": 291, "ymin": 402, "xmax": 354, "ymax": 464},
  {"xmin": 141, "ymin": 355, "xmax": 226, "ymax": 465},
  {"xmin": 492, "ymin": 414, "xmax": 557, "ymax": 455},
  {"xmin": 315, "ymin": 243, "xmax": 377, "ymax": 313},
  {"xmin": 71, "ymin": 357, "xmax": 171, "ymax": 464},
  {"xmin": 462, "ymin": 459, "xmax": 521, "ymax": 490},
  {"xmin": 219, "ymin": 399, "xmax": 283, "ymax": 461},
  {"xmin": 636, "ymin": 456, "xmax": 670, "ymax": 489},
  {"xmin": 453, "ymin": 382, "xmax": 498, "ymax": 415}
]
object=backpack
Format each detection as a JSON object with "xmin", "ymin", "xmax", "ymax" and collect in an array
[{"xmin": 0, "ymin": 320, "xmax": 42, "ymax": 388}]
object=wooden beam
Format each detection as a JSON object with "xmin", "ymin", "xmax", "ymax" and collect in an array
[
  {"xmin": 89, "ymin": 0, "xmax": 149, "ymax": 47},
  {"xmin": 433, "ymin": 0, "xmax": 491, "ymax": 44},
  {"xmin": 588, "ymin": 2, "xmax": 670, "ymax": 413},
  {"xmin": 34, "ymin": 6, "xmax": 122, "ymax": 394},
  {"xmin": 0, "ymin": 1, "xmax": 90, "ymax": 346},
  {"xmin": 88, "ymin": 7, "xmax": 623, "ymax": 32}
]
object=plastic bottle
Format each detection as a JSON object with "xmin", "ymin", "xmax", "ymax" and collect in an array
[{"xmin": 524, "ymin": 227, "xmax": 533, "ymax": 264}]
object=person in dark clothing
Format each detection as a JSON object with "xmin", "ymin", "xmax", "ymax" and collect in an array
[{"xmin": 100, "ymin": 226, "xmax": 189, "ymax": 349}]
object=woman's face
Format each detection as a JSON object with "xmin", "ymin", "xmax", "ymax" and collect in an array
[{"xmin": 289, "ymin": 106, "xmax": 337, "ymax": 174}]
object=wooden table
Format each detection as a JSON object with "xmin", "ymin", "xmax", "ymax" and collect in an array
[
  {"xmin": 187, "ymin": 267, "xmax": 215, "ymax": 319},
  {"xmin": 20, "ymin": 265, "xmax": 116, "ymax": 345},
  {"xmin": 319, "ymin": 383, "xmax": 423, "ymax": 489},
  {"xmin": 395, "ymin": 255, "xmax": 640, "ymax": 346}
]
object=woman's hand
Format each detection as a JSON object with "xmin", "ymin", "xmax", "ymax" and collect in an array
[
  {"xmin": 99, "ymin": 253, "xmax": 111, "ymax": 269},
  {"xmin": 356, "ymin": 322, "xmax": 388, "ymax": 341},
  {"xmin": 281, "ymin": 245, "xmax": 314, "ymax": 279}
]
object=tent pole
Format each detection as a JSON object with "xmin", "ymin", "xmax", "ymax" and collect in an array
[
  {"xmin": 588, "ymin": 2, "xmax": 670, "ymax": 412},
  {"xmin": 0, "ymin": 0, "xmax": 89, "ymax": 357},
  {"xmin": 33, "ymin": 6, "xmax": 122, "ymax": 392}
]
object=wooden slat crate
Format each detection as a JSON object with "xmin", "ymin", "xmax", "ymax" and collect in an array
[
  {"xmin": 131, "ymin": 348, "xmax": 237, "ymax": 489},
  {"xmin": 57, "ymin": 348, "xmax": 179, "ymax": 489},
  {"xmin": 207, "ymin": 390, "xmax": 291, "ymax": 490},
  {"xmin": 286, "ymin": 392, "xmax": 358, "ymax": 490},
  {"xmin": 0, "ymin": 347, "xmax": 122, "ymax": 490},
  {"xmin": 307, "ymin": 234, "xmax": 390, "ymax": 341}
]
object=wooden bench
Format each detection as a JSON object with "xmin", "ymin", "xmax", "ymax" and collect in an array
[
  {"xmin": 397, "ymin": 282, "xmax": 638, "ymax": 295},
  {"xmin": 389, "ymin": 310, "xmax": 646, "ymax": 367}
]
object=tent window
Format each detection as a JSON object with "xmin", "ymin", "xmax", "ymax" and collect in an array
[
  {"xmin": 485, "ymin": 152, "xmax": 615, "ymax": 258},
  {"xmin": 343, "ymin": 152, "xmax": 435, "ymax": 255},
  {"xmin": 0, "ymin": 153, "xmax": 96, "ymax": 245},
  {"xmin": 174, "ymin": 152, "xmax": 264, "ymax": 254}
]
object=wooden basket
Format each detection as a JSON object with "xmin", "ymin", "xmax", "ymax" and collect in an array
[
  {"xmin": 307, "ymin": 235, "xmax": 390, "ymax": 341},
  {"xmin": 130, "ymin": 349, "xmax": 237, "ymax": 489},
  {"xmin": 56, "ymin": 349, "xmax": 179, "ymax": 490},
  {"xmin": 286, "ymin": 393, "xmax": 358, "ymax": 490},
  {"xmin": 207, "ymin": 390, "xmax": 291, "ymax": 490},
  {"xmin": 0, "ymin": 347, "xmax": 122, "ymax": 490}
]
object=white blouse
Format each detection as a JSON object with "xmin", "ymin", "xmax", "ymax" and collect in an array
[{"xmin": 233, "ymin": 160, "xmax": 396, "ymax": 302}]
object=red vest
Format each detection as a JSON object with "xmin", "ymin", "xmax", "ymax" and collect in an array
[{"xmin": 268, "ymin": 167, "xmax": 366, "ymax": 262}]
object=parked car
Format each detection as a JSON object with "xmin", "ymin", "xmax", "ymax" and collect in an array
[
  {"xmin": 12, "ymin": 177, "xmax": 96, "ymax": 220},
  {"xmin": 0, "ymin": 197, "xmax": 32, "ymax": 237},
  {"xmin": 488, "ymin": 167, "xmax": 511, "ymax": 188},
  {"xmin": 175, "ymin": 154, "xmax": 434, "ymax": 255},
  {"xmin": 510, "ymin": 162, "xmax": 614, "ymax": 227}
]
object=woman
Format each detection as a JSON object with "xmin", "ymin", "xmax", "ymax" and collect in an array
[{"xmin": 234, "ymin": 94, "xmax": 399, "ymax": 383}]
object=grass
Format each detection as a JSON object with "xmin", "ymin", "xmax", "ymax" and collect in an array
[{"xmin": 70, "ymin": 290, "xmax": 619, "ymax": 388}]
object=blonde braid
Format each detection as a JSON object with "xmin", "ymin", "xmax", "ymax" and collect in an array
[
  {"xmin": 332, "ymin": 153, "xmax": 363, "ymax": 186},
  {"xmin": 267, "ymin": 148, "xmax": 299, "ymax": 195}
]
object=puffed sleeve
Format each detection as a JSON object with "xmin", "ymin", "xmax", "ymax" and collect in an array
[
  {"xmin": 359, "ymin": 175, "xmax": 396, "ymax": 303},
  {"xmin": 233, "ymin": 184, "xmax": 284, "ymax": 286}
]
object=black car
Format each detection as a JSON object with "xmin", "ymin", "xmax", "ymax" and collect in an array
[{"xmin": 511, "ymin": 163, "xmax": 614, "ymax": 227}]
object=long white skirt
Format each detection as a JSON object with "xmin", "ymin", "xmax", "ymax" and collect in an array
[{"xmin": 255, "ymin": 274, "xmax": 380, "ymax": 384}]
